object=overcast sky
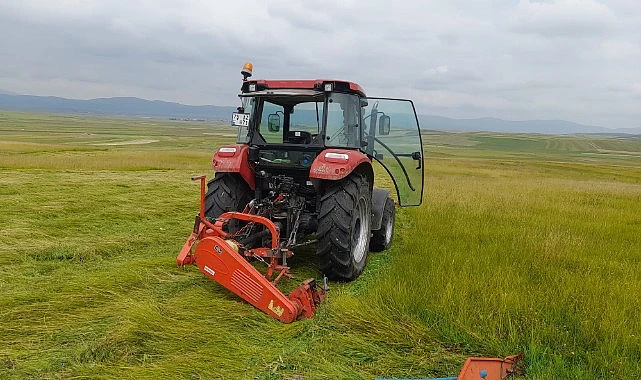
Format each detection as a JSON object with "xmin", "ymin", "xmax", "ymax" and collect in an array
[{"xmin": 0, "ymin": 0, "xmax": 639, "ymax": 128}]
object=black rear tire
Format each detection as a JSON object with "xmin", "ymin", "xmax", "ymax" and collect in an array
[
  {"xmin": 205, "ymin": 173, "xmax": 252, "ymax": 220},
  {"xmin": 369, "ymin": 197, "xmax": 395, "ymax": 252},
  {"xmin": 317, "ymin": 172, "xmax": 372, "ymax": 281}
]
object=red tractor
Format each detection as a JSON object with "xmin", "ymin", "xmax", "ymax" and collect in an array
[{"xmin": 177, "ymin": 63, "xmax": 424, "ymax": 322}]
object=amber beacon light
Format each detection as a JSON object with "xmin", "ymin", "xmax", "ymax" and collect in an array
[{"xmin": 241, "ymin": 62, "xmax": 253, "ymax": 81}]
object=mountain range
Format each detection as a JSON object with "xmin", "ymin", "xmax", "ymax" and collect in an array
[{"xmin": 1, "ymin": 92, "xmax": 639, "ymax": 135}]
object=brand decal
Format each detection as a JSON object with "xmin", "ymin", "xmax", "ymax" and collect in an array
[
  {"xmin": 268, "ymin": 299, "xmax": 284, "ymax": 317},
  {"xmin": 203, "ymin": 266, "xmax": 215, "ymax": 277}
]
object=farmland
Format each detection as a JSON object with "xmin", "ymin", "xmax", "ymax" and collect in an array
[{"xmin": 1, "ymin": 111, "xmax": 640, "ymax": 379}]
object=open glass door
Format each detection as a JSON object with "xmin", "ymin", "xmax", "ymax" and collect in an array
[{"xmin": 362, "ymin": 98, "xmax": 424, "ymax": 206}]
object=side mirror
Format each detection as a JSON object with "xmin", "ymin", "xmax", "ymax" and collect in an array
[
  {"xmin": 378, "ymin": 114, "xmax": 391, "ymax": 135},
  {"xmin": 267, "ymin": 113, "xmax": 280, "ymax": 132}
]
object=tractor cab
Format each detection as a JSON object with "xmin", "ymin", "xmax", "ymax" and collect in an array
[{"xmin": 232, "ymin": 78, "xmax": 424, "ymax": 206}]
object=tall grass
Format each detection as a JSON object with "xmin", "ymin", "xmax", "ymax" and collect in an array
[
  {"xmin": 368, "ymin": 159, "xmax": 641, "ymax": 378},
  {"xmin": 1, "ymin": 112, "xmax": 640, "ymax": 378}
]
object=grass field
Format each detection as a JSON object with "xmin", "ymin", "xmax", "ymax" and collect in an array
[{"xmin": 1, "ymin": 111, "xmax": 640, "ymax": 379}]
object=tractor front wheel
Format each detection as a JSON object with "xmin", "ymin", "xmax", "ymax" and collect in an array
[{"xmin": 317, "ymin": 172, "xmax": 372, "ymax": 281}]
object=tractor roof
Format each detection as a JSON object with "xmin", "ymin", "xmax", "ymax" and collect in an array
[{"xmin": 241, "ymin": 79, "xmax": 366, "ymax": 97}]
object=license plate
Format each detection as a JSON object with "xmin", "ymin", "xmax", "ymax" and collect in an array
[{"xmin": 231, "ymin": 112, "xmax": 250, "ymax": 127}]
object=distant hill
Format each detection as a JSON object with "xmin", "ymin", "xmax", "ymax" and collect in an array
[
  {"xmin": 1, "ymin": 93, "xmax": 639, "ymax": 135},
  {"xmin": 419, "ymin": 115, "xmax": 641, "ymax": 135},
  {"xmin": 0, "ymin": 94, "xmax": 236, "ymax": 120}
]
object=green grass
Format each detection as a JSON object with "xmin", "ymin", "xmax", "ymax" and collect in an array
[{"xmin": 1, "ymin": 111, "xmax": 640, "ymax": 379}]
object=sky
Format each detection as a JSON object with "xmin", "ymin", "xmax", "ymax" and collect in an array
[{"xmin": 0, "ymin": 0, "xmax": 639, "ymax": 129}]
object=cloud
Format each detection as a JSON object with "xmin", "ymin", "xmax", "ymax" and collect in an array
[
  {"xmin": 0, "ymin": 0, "xmax": 639, "ymax": 128},
  {"xmin": 410, "ymin": 89, "xmax": 510, "ymax": 110},
  {"xmin": 509, "ymin": 0, "xmax": 616, "ymax": 38},
  {"xmin": 599, "ymin": 40, "xmax": 641, "ymax": 61}
]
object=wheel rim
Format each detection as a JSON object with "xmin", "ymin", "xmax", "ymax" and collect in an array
[
  {"xmin": 352, "ymin": 196, "xmax": 369, "ymax": 263},
  {"xmin": 384, "ymin": 213, "xmax": 393, "ymax": 245}
]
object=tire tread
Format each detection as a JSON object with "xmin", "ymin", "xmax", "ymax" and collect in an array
[{"xmin": 317, "ymin": 172, "xmax": 371, "ymax": 281}]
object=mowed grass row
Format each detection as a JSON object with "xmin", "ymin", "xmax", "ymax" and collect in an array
[
  {"xmin": 0, "ymin": 171, "xmax": 467, "ymax": 379},
  {"xmin": 1, "ymin": 112, "xmax": 640, "ymax": 379}
]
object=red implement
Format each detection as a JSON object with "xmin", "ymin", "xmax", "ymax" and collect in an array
[
  {"xmin": 456, "ymin": 354, "xmax": 524, "ymax": 380},
  {"xmin": 177, "ymin": 176, "xmax": 326, "ymax": 323}
]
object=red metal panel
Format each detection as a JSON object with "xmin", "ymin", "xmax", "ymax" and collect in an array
[
  {"xmin": 231, "ymin": 270, "xmax": 263, "ymax": 303},
  {"xmin": 456, "ymin": 354, "xmax": 523, "ymax": 380},
  {"xmin": 309, "ymin": 149, "xmax": 371, "ymax": 181},
  {"xmin": 211, "ymin": 144, "xmax": 256, "ymax": 189},
  {"xmin": 193, "ymin": 236, "xmax": 300, "ymax": 322}
]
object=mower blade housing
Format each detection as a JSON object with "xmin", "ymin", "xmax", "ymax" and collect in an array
[{"xmin": 192, "ymin": 235, "xmax": 323, "ymax": 323}]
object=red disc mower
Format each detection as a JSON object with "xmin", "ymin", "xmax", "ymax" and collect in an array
[{"xmin": 177, "ymin": 63, "xmax": 424, "ymax": 323}]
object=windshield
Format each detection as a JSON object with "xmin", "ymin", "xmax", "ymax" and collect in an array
[{"xmin": 240, "ymin": 95, "xmax": 326, "ymax": 145}]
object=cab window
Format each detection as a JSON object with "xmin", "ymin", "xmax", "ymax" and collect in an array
[{"xmin": 325, "ymin": 93, "xmax": 361, "ymax": 148}]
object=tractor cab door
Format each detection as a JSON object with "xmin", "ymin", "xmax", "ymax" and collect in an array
[{"xmin": 362, "ymin": 98, "xmax": 424, "ymax": 206}]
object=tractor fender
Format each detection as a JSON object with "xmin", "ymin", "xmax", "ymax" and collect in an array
[
  {"xmin": 309, "ymin": 149, "xmax": 371, "ymax": 181},
  {"xmin": 371, "ymin": 188, "xmax": 391, "ymax": 230},
  {"xmin": 212, "ymin": 144, "xmax": 255, "ymax": 189}
]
